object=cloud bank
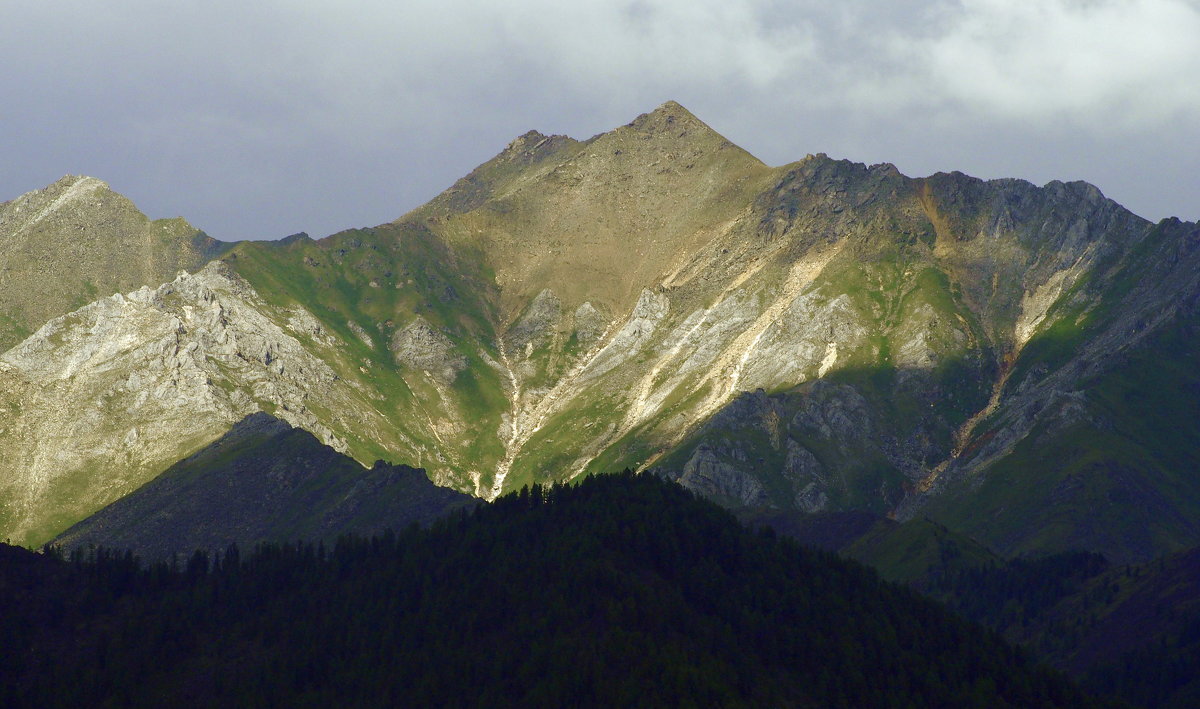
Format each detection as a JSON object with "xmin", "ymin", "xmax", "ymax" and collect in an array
[{"xmin": 2, "ymin": 0, "xmax": 1197, "ymax": 240}]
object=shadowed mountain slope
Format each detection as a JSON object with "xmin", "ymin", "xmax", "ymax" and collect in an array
[
  {"xmin": 924, "ymin": 544, "xmax": 1200, "ymax": 708},
  {"xmin": 748, "ymin": 506, "xmax": 1200, "ymax": 706},
  {"xmin": 53, "ymin": 412, "xmax": 473, "ymax": 562}
]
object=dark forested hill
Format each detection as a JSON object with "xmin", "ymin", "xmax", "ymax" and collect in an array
[
  {"xmin": 743, "ymin": 506, "xmax": 1200, "ymax": 707},
  {"xmin": 2, "ymin": 472, "xmax": 1107, "ymax": 708},
  {"xmin": 927, "ymin": 547, "xmax": 1200, "ymax": 709}
]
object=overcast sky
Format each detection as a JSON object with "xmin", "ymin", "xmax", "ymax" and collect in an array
[{"xmin": 3, "ymin": 0, "xmax": 1197, "ymax": 241}]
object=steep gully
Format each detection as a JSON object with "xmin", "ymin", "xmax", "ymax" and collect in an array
[{"xmin": 484, "ymin": 237, "xmax": 846, "ymax": 493}]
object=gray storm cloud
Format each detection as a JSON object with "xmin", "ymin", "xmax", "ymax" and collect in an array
[{"xmin": 2, "ymin": 0, "xmax": 1197, "ymax": 241}]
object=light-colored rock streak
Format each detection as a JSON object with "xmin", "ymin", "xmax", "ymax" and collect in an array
[
  {"xmin": 577, "ymin": 290, "xmax": 670, "ymax": 382},
  {"xmin": 490, "ymin": 337, "xmax": 523, "ymax": 499},
  {"xmin": 10, "ymin": 176, "xmax": 105, "ymax": 236},
  {"xmin": 516, "ymin": 320, "xmax": 614, "ymax": 435},
  {"xmin": 920, "ymin": 246, "xmax": 1098, "ymax": 493},
  {"xmin": 399, "ymin": 375, "xmax": 445, "ymax": 446},
  {"xmin": 579, "ymin": 243, "xmax": 845, "ymax": 478},
  {"xmin": 1013, "ymin": 244, "xmax": 1096, "ymax": 349},
  {"xmin": 919, "ymin": 360, "xmax": 1015, "ymax": 493},
  {"xmin": 818, "ymin": 342, "xmax": 838, "ymax": 377},
  {"xmin": 624, "ymin": 243, "xmax": 791, "ymax": 432},
  {"xmin": 485, "ymin": 315, "xmax": 618, "ymax": 498},
  {"xmin": 623, "ymin": 308, "xmax": 711, "ymax": 429},
  {"xmin": 694, "ymin": 244, "xmax": 843, "ymax": 426},
  {"xmin": 632, "ymin": 244, "xmax": 843, "ymax": 473}
]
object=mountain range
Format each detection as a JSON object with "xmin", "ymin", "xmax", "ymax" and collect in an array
[{"xmin": 3, "ymin": 100, "xmax": 1199, "ymax": 572}]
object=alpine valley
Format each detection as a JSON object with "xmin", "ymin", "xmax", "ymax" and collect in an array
[{"xmin": 4, "ymin": 101, "xmax": 1200, "ymax": 565}]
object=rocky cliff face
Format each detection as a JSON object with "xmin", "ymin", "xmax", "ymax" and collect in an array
[
  {"xmin": 4, "ymin": 102, "xmax": 1200, "ymax": 563},
  {"xmin": 0, "ymin": 262, "xmax": 400, "ymax": 545}
]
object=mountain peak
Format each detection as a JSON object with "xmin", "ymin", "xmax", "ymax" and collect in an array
[
  {"xmin": 0, "ymin": 173, "xmax": 220, "ymax": 351},
  {"xmin": 496, "ymin": 129, "xmax": 575, "ymax": 166},
  {"xmin": 504, "ymin": 129, "xmax": 550, "ymax": 150},
  {"xmin": 2, "ymin": 175, "xmax": 111, "ymax": 224},
  {"xmin": 53, "ymin": 174, "xmax": 110, "ymax": 191},
  {"xmin": 409, "ymin": 100, "xmax": 774, "ymax": 324},
  {"xmin": 626, "ymin": 99, "xmax": 708, "ymax": 136},
  {"xmin": 651, "ymin": 99, "xmax": 693, "ymax": 116}
]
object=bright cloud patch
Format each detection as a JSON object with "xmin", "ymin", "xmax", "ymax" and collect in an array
[{"xmin": 912, "ymin": 0, "xmax": 1200, "ymax": 125}]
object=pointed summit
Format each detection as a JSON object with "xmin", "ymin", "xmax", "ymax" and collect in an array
[
  {"xmin": 38, "ymin": 174, "xmax": 111, "ymax": 200},
  {"xmin": 1, "ymin": 175, "xmax": 110, "ymax": 234},
  {"xmin": 627, "ymin": 99, "xmax": 706, "ymax": 133},
  {"xmin": 411, "ymin": 101, "xmax": 775, "ymax": 320},
  {"xmin": 416, "ymin": 101, "xmax": 754, "ymax": 224},
  {"xmin": 53, "ymin": 174, "xmax": 110, "ymax": 190},
  {"xmin": 617, "ymin": 100, "xmax": 747, "ymax": 156},
  {"xmin": 414, "ymin": 129, "xmax": 580, "ymax": 219}
]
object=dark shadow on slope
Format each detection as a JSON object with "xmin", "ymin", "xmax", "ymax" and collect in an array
[
  {"xmin": 53, "ymin": 412, "xmax": 475, "ymax": 563},
  {"xmin": 657, "ymin": 295, "xmax": 1200, "ymax": 565},
  {"xmin": 929, "ymin": 303, "xmax": 1200, "ymax": 564},
  {"xmin": 653, "ymin": 354, "xmax": 996, "ymax": 516}
]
